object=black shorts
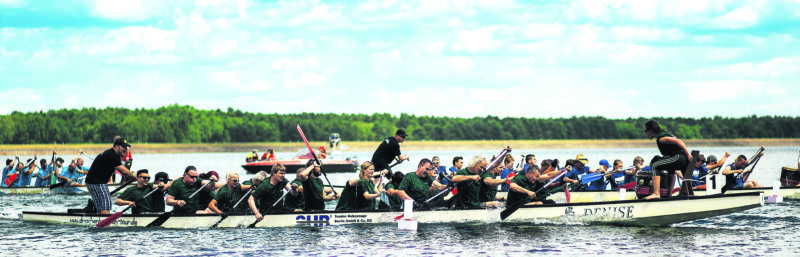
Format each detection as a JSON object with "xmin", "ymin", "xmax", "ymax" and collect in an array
[{"xmin": 649, "ymin": 155, "xmax": 688, "ymax": 176}]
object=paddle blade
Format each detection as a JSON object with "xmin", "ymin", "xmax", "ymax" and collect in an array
[
  {"xmin": 247, "ymin": 219, "xmax": 261, "ymax": 228},
  {"xmin": 49, "ymin": 181, "xmax": 66, "ymax": 189},
  {"xmin": 96, "ymin": 211, "xmax": 124, "ymax": 228},
  {"xmin": 210, "ymin": 214, "xmax": 229, "ymax": 229},
  {"xmin": 506, "ymin": 172, "xmax": 515, "ymax": 184},
  {"xmin": 4, "ymin": 173, "xmax": 18, "ymax": 186},
  {"xmin": 500, "ymin": 206, "xmax": 520, "ymax": 220},
  {"xmin": 146, "ymin": 212, "xmax": 172, "ymax": 227}
]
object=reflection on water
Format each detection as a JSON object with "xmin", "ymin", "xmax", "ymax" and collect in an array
[{"xmin": 1, "ymin": 147, "xmax": 800, "ymax": 256}]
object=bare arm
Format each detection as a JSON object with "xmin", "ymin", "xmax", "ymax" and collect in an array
[
  {"xmin": 208, "ymin": 199, "xmax": 222, "ymax": 215},
  {"xmin": 297, "ymin": 165, "xmax": 314, "ymax": 181},
  {"xmin": 509, "ymin": 182, "xmax": 535, "ymax": 199},
  {"xmin": 247, "ymin": 196, "xmax": 263, "ymax": 221}
]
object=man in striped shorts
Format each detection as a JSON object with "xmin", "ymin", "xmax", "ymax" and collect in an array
[{"xmin": 86, "ymin": 137, "xmax": 135, "ymax": 214}]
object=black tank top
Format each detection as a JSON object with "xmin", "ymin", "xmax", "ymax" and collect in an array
[{"xmin": 656, "ymin": 132, "xmax": 685, "ymax": 156}]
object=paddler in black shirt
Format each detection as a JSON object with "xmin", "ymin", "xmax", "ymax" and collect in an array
[{"xmin": 371, "ymin": 129, "xmax": 410, "ymax": 172}]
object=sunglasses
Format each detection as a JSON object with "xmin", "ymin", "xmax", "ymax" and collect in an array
[
  {"xmin": 399, "ymin": 135, "xmax": 407, "ymax": 139},
  {"xmin": 139, "ymin": 176, "xmax": 150, "ymax": 181},
  {"xmin": 231, "ymin": 179, "xmax": 239, "ymax": 183},
  {"xmin": 186, "ymin": 174, "xmax": 198, "ymax": 179}
]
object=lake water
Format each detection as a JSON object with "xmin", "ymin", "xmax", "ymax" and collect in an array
[{"xmin": 1, "ymin": 145, "xmax": 799, "ymax": 256}]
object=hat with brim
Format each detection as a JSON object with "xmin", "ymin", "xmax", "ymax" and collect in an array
[
  {"xmin": 114, "ymin": 137, "xmax": 132, "ymax": 148},
  {"xmin": 576, "ymin": 154, "xmax": 589, "ymax": 164}
]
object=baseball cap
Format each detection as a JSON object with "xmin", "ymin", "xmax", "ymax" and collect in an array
[
  {"xmin": 114, "ymin": 137, "xmax": 132, "ymax": 148},
  {"xmin": 575, "ymin": 154, "xmax": 589, "ymax": 164},
  {"xmin": 599, "ymin": 159, "xmax": 610, "ymax": 167},
  {"xmin": 396, "ymin": 129, "xmax": 408, "ymax": 138},
  {"xmin": 706, "ymin": 155, "xmax": 718, "ymax": 164}
]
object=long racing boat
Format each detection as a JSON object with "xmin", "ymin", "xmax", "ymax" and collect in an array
[
  {"xmin": 0, "ymin": 183, "xmax": 124, "ymax": 195},
  {"xmin": 22, "ymin": 192, "xmax": 763, "ymax": 228}
]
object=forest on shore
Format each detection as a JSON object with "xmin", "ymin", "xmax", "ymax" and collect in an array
[{"xmin": 1, "ymin": 104, "xmax": 798, "ymax": 144}]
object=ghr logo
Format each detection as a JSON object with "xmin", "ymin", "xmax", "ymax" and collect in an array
[
  {"xmin": 296, "ymin": 215, "xmax": 331, "ymax": 227},
  {"xmin": 564, "ymin": 207, "xmax": 575, "ymax": 216}
]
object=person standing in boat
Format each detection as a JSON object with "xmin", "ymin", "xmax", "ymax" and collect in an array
[
  {"xmin": 85, "ymin": 137, "xmax": 136, "ymax": 214},
  {"xmin": 371, "ymin": 129, "xmax": 410, "ymax": 172},
  {"xmin": 297, "ymin": 161, "xmax": 338, "ymax": 211},
  {"xmin": 643, "ymin": 120, "xmax": 691, "ymax": 199},
  {"xmin": 166, "ymin": 166, "xmax": 221, "ymax": 214},
  {"xmin": 208, "ymin": 171, "xmax": 263, "ymax": 222},
  {"xmin": 115, "ymin": 169, "xmax": 169, "ymax": 214},
  {"xmin": 507, "ymin": 164, "xmax": 556, "ymax": 206},
  {"xmin": 721, "ymin": 154, "xmax": 763, "ymax": 189},
  {"xmin": 397, "ymin": 158, "xmax": 448, "ymax": 209},
  {"xmin": 252, "ymin": 164, "xmax": 292, "ymax": 214}
]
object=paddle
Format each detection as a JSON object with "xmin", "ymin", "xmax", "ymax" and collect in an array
[
  {"xmin": 247, "ymin": 189, "xmax": 292, "ymax": 228},
  {"xmin": 500, "ymin": 168, "xmax": 568, "ymax": 220},
  {"xmin": 296, "ymin": 124, "xmax": 337, "ymax": 196},
  {"xmin": 211, "ymin": 188, "xmax": 254, "ymax": 228},
  {"xmin": 49, "ymin": 151, "xmax": 56, "ymax": 186},
  {"xmin": 96, "ymin": 187, "xmax": 160, "ymax": 228},
  {"xmin": 146, "ymin": 180, "xmax": 211, "ymax": 227},
  {"xmin": 741, "ymin": 147, "xmax": 765, "ymax": 183},
  {"xmin": 4, "ymin": 157, "xmax": 22, "ymax": 186}
]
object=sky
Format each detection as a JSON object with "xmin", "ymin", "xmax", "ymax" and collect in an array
[{"xmin": 0, "ymin": 0, "xmax": 799, "ymax": 119}]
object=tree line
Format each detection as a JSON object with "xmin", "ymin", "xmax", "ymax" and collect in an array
[{"xmin": 0, "ymin": 104, "xmax": 798, "ymax": 144}]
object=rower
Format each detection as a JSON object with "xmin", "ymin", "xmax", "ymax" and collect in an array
[
  {"xmin": 604, "ymin": 159, "xmax": 626, "ymax": 190},
  {"xmin": 208, "ymin": 171, "xmax": 262, "ymax": 222},
  {"xmin": 336, "ymin": 161, "xmax": 385, "ymax": 210},
  {"xmin": 283, "ymin": 169, "xmax": 305, "ymax": 212},
  {"xmin": 396, "ymin": 158, "xmax": 447, "ymax": 209},
  {"xmin": 115, "ymin": 169, "xmax": 168, "ymax": 214},
  {"xmin": 166, "ymin": 166, "xmax": 221, "ymax": 214},
  {"xmin": 252, "ymin": 164, "xmax": 292, "ymax": 214},
  {"xmin": 297, "ymin": 161, "xmax": 338, "ymax": 211},
  {"xmin": 478, "ymin": 156, "xmax": 512, "ymax": 206},
  {"xmin": 721, "ymin": 154, "xmax": 763, "ymax": 189},
  {"xmin": 378, "ymin": 171, "xmax": 405, "ymax": 211},
  {"xmin": 507, "ymin": 164, "xmax": 556, "ymax": 206}
]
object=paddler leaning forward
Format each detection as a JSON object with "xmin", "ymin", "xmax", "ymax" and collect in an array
[
  {"xmin": 396, "ymin": 158, "xmax": 448, "ymax": 209},
  {"xmin": 507, "ymin": 164, "xmax": 557, "ymax": 206},
  {"xmin": 252, "ymin": 163, "xmax": 295, "ymax": 214},
  {"xmin": 451, "ymin": 154, "xmax": 508, "ymax": 208},
  {"xmin": 166, "ymin": 166, "xmax": 224, "ymax": 214},
  {"xmin": 207, "ymin": 171, "xmax": 263, "ymax": 222}
]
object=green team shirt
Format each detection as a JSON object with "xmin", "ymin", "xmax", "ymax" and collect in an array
[
  {"xmin": 253, "ymin": 177, "xmax": 288, "ymax": 213},
  {"xmin": 118, "ymin": 183, "xmax": 157, "ymax": 214},
  {"xmin": 479, "ymin": 172, "xmax": 499, "ymax": 203},
  {"xmin": 335, "ymin": 181, "xmax": 357, "ymax": 210},
  {"xmin": 507, "ymin": 175, "xmax": 547, "ymax": 204},
  {"xmin": 302, "ymin": 176, "xmax": 325, "ymax": 211},
  {"xmin": 398, "ymin": 172, "xmax": 434, "ymax": 203},
  {"xmin": 215, "ymin": 184, "xmax": 250, "ymax": 214},
  {"xmin": 378, "ymin": 182, "xmax": 402, "ymax": 210},
  {"xmin": 284, "ymin": 179, "xmax": 304, "ymax": 210},
  {"xmin": 168, "ymin": 178, "xmax": 208, "ymax": 214},
  {"xmin": 455, "ymin": 169, "xmax": 481, "ymax": 208},
  {"xmin": 354, "ymin": 178, "xmax": 377, "ymax": 210}
]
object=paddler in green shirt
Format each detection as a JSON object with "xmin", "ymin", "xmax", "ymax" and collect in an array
[
  {"xmin": 115, "ymin": 169, "xmax": 171, "ymax": 214},
  {"xmin": 451, "ymin": 154, "xmax": 507, "ymax": 208},
  {"xmin": 284, "ymin": 168, "xmax": 305, "ymax": 212},
  {"xmin": 397, "ymin": 159, "xmax": 447, "ymax": 209},
  {"xmin": 507, "ymin": 164, "xmax": 557, "ymax": 206},
  {"xmin": 297, "ymin": 161, "xmax": 338, "ymax": 211},
  {"xmin": 378, "ymin": 171, "xmax": 404, "ymax": 211},
  {"xmin": 208, "ymin": 171, "xmax": 263, "ymax": 222},
  {"xmin": 166, "ymin": 166, "xmax": 223, "ymax": 214},
  {"xmin": 336, "ymin": 161, "xmax": 386, "ymax": 210},
  {"xmin": 478, "ymin": 156, "xmax": 512, "ymax": 206},
  {"xmin": 252, "ymin": 164, "xmax": 293, "ymax": 214}
]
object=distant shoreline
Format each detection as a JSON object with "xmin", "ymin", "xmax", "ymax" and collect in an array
[{"xmin": 1, "ymin": 138, "xmax": 797, "ymax": 155}]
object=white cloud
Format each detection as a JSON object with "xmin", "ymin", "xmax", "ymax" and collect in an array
[
  {"xmin": 685, "ymin": 80, "xmax": 765, "ymax": 103},
  {"xmin": 271, "ymin": 56, "xmax": 322, "ymax": 71},
  {"xmin": 712, "ymin": 6, "xmax": 761, "ymax": 29},
  {"xmin": 284, "ymin": 72, "xmax": 326, "ymax": 89},
  {"xmin": 449, "ymin": 57, "xmax": 474, "ymax": 72},
  {"xmin": 0, "ymin": 0, "xmax": 26, "ymax": 8},
  {"xmin": 451, "ymin": 27, "xmax": 501, "ymax": 53},
  {"xmin": 91, "ymin": 0, "xmax": 167, "ymax": 21},
  {"xmin": 289, "ymin": 3, "xmax": 346, "ymax": 26}
]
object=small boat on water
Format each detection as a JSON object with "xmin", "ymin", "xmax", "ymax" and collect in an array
[
  {"xmin": 21, "ymin": 192, "xmax": 763, "ymax": 228},
  {"xmin": 242, "ymin": 133, "xmax": 358, "ymax": 174},
  {"xmin": 0, "ymin": 184, "xmax": 125, "ymax": 195}
]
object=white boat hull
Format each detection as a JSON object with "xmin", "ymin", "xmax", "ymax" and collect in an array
[{"xmin": 22, "ymin": 192, "xmax": 763, "ymax": 228}]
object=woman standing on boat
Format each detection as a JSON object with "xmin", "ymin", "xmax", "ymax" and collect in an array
[{"xmin": 643, "ymin": 120, "xmax": 691, "ymax": 199}]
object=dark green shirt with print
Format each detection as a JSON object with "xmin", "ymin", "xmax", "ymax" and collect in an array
[
  {"xmin": 479, "ymin": 172, "xmax": 499, "ymax": 203},
  {"xmin": 167, "ymin": 178, "xmax": 208, "ymax": 214},
  {"xmin": 454, "ymin": 169, "xmax": 481, "ymax": 208},
  {"xmin": 118, "ymin": 183, "xmax": 158, "ymax": 214},
  {"xmin": 253, "ymin": 177, "xmax": 288, "ymax": 213},
  {"xmin": 215, "ymin": 184, "xmax": 250, "ymax": 214},
  {"xmin": 284, "ymin": 179, "xmax": 305, "ymax": 211},
  {"xmin": 507, "ymin": 175, "xmax": 547, "ymax": 205},
  {"xmin": 302, "ymin": 176, "xmax": 325, "ymax": 211},
  {"xmin": 398, "ymin": 173, "xmax": 434, "ymax": 204}
]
